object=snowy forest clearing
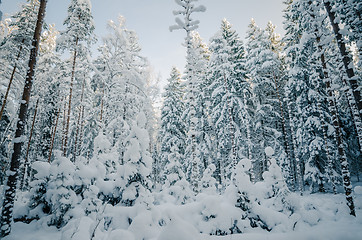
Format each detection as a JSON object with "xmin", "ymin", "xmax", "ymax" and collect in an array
[{"xmin": 4, "ymin": 189, "xmax": 362, "ymax": 240}]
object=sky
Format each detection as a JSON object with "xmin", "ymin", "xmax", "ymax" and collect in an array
[{"xmin": 1, "ymin": 0, "xmax": 285, "ymax": 88}]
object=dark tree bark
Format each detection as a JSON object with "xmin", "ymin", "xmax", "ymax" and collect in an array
[
  {"xmin": 63, "ymin": 36, "xmax": 79, "ymax": 157},
  {"xmin": 324, "ymin": 0, "xmax": 362, "ymax": 122},
  {"xmin": 20, "ymin": 98, "xmax": 39, "ymax": 190},
  {"xmin": 0, "ymin": 0, "xmax": 47, "ymax": 237},
  {"xmin": 316, "ymin": 35, "xmax": 356, "ymax": 215},
  {"xmin": 73, "ymin": 77, "xmax": 85, "ymax": 161},
  {"xmin": 48, "ymin": 98, "xmax": 62, "ymax": 163}
]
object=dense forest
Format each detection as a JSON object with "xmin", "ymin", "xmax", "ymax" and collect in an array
[{"xmin": 0, "ymin": 0, "xmax": 361, "ymax": 239}]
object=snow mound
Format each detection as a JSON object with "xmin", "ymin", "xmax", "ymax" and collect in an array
[
  {"xmin": 354, "ymin": 186, "xmax": 362, "ymax": 195},
  {"xmin": 107, "ymin": 229, "xmax": 135, "ymax": 240},
  {"xmin": 158, "ymin": 215, "xmax": 200, "ymax": 240}
]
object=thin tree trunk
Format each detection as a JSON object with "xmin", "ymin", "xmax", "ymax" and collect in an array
[
  {"xmin": 20, "ymin": 98, "xmax": 39, "ymax": 190},
  {"xmin": 63, "ymin": 36, "xmax": 79, "ymax": 157},
  {"xmin": 100, "ymin": 82, "xmax": 105, "ymax": 124},
  {"xmin": 321, "ymin": 50, "xmax": 356, "ymax": 216},
  {"xmin": 77, "ymin": 105, "xmax": 85, "ymax": 157},
  {"xmin": 73, "ymin": 77, "xmax": 85, "ymax": 161},
  {"xmin": 223, "ymin": 74, "xmax": 237, "ymax": 174},
  {"xmin": 317, "ymin": 99, "xmax": 336, "ymax": 194},
  {"xmin": 285, "ymin": 91, "xmax": 303, "ymax": 195},
  {"xmin": 0, "ymin": 40, "xmax": 25, "ymax": 121},
  {"xmin": 324, "ymin": 0, "xmax": 362, "ymax": 122},
  {"xmin": 272, "ymin": 73, "xmax": 291, "ymax": 165},
  {"xmin": 0, "ymin": 0, "xmax": 47, "ymax": 237},
  {"xmin": 243, "ymin": 91, "xmax": 254, "ymax": 182},
  {"xmin": 61, "ymin": 97, "xmax": 67, "ymax": 153},
  {"xmin": 48, "ymin": 98, "xmax": 62, "ymax": 163}
]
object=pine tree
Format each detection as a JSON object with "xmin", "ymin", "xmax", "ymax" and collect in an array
[
  {"xmin": 0, "ymin": 1, "xmax": 40, "ymax": 182},
  {"xmin": 170, "ymin": 0, "xmax": 206, "ymax": 193},
  {"xmin": 30, "ymin": 24, "xmax": 61, "ymax": 163},
  {"xmin": 56, "ymin": 0, "xmax": 96, "ymax": 157},
  {"xmin": 0, "ymin": 0, "xmax": 40, "ymax": 121},
  {"xmin": 0, "ymin": 0, "xmax": 47, "ymax": 236}
]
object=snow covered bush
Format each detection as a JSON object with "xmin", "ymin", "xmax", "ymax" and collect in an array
[
  {"xmin": 27, "ymin": 161, "xmax": 51, "ymax": 220},
  {"xmin": 121, "ymin": 112, "xmax": 153, "ymax": 207},
  {"xmin": 45, "ymin": 151, "xmax": 79, "ymax": 227}
]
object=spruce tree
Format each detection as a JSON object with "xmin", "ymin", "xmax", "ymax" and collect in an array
[
  {"xmin": 245, "ymin": 19, "xmax": 285, "ymax": 181},
  {"xmin": 0, "ymin": 0, "xmax": 47, "ymax": 236},
  {"xmin": 208, "ymin": 19, "xmax": 250, "ymax": 187},
  {"xmin": 159, "ymin": 67, "xmax": 186, "ymax": 182},
  {"xmin": 121, "ymin": 112, "xmax": 153, "ymax": 206},
  {"xmin": 170, "ymin": 0, "xmax": 206, "ymax": 193}
]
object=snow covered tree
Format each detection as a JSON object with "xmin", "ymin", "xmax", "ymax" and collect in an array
[
  {"xmin": 0, "ymin": 0, "xmax": 40, "ymax": 121},
  {"xmin": 0, "ymin": 0, "xmax": 47, "ymax": 236},
  {"xmin": 26, "ymin": 24, "xmax": 61, "ymax": 165},
  {"xmin": 121, "ymin": 112, "xmax": 153, "ymax": 206},
  {"xmin": 283, "ymin": 0, "xmax": 356, "ymax": 215},
  {"xmin": 162, "ymin": 144, "xmax": 193, "ymax": 205},
  {"xmin": 323, "ymin": 0, "xmax": 362, "ymax": 125},
  {"xmin": 245, "ymin": 19, "xmax": 286, "ymax": 182},
  {"xmin": 94, "ymin": 16, "xmax": 153, "ymax": 161},
  {"xmin": 262, "ymin": 147, "xmax": 289, "ymax": 200},
  {"xmin": 159, "ymin": 67, "xmax": 186, "ymax": 181},
  {"xmin": 0, "ymin": 1, "xmax": 40, "ymax": 183},
  {"xmin": 45, "ymin": 151, "xmax": 78, "ymax": 227},
  {"xmin": 208, "ymin": 19, "xmax": 249, "ymax": 187},
  {"xmin": 200, "ymin": 164, "xmax": 217, "ymax": 194},
  {"xmin": 170, "ymin": 0, "xmax": 206, "ymax": 193},
  {"xmin": 56, "ymin": 0, "xmax": 96, "ymax": 157}
]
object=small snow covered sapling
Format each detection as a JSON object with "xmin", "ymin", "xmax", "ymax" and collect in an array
[
  {"xmin": 46, "ymin": 151, "xmax": 79, "ymax": 227},
  {"xmin": 201, "ymin": 164, "xmax": 217, "ymax": 194},
  {"xmin": 263, "ymin": 147, "xmax": 288, "ymax": 197},
  {"xmin": 121, "ymin": 112, "xmax": 153, "ymax": 207}
]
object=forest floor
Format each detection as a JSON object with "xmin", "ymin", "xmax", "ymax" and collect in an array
[{"xmin": 4, "ymin": 181, "xmax": 362, "ymax": 240}]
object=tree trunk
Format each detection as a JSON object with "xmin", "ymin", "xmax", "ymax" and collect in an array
[
  {"xmin": 317, "ymin": 99, "xmax": 336, "ymax": 194},
  {"xmin": 311, "ymin": 4, "xmax": 356, "ymax": 210},
  {"xmin": 243, "ymin": 91, "xmax": 254, "ymax": 182},
  {"xmin": 63, "ymin": 36, "xmax": 79, "ymax": 157},
  {"xmin": 61, "ymin": 97, "xmax": 67, "ymax": 153},
  {"xmin": 285, "ymin": 90, "xmax": 303, "ymax": 195},
  {"xmin": 48, "ymin": 98, "xmax": 62, "ymax": 163},
  {"xmin": 272, "ymin": 73, "xmax": 291, "ymax": 166},
  {"xmin": 73, "ymin": 77, "xmax": 85, "ymax": 161},
  {"xmin": 321, "ymin": 50, "xmax": 356, "ymax": 216},
  {"xmin": 77, "ymin": 105, "xmax": 85, "ymax": 157},
  {"xmin": 20, "ymin": 98, "xmax": 39, "ymax": 190},
  {"xmin": 223, "ymin": 74, "xmax": 237, "ymax": 174},
  {"xmin": 0, "ymin": 40, "xmax": 25, "ymax": 121},
  {"xmin": 0, "ymin": 0, "xmax": 47, "ymax": 237},
  {"xmin": 324, "ymin": 0, "xmax": 362, "ymax": 122},
  {"xmin": 100, "ymin": 82, "xmax": 105, "ymax": 124}
]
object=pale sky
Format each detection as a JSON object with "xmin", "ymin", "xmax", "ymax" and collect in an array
[{"xmin": 1, "ymin": 0, "xmax": 285, "ymax": 87}]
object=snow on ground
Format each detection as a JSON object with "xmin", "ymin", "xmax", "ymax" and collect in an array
[{"xmin": 4, "ymin": 187, "xmax": 362, "ymax": 240}]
